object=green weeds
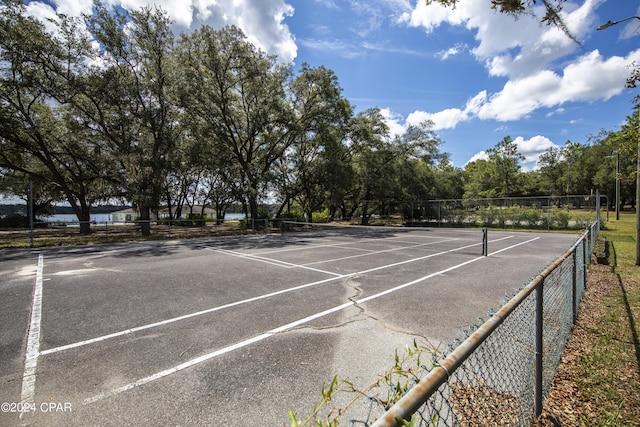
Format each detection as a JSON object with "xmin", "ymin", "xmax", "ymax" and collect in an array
[{"xmin": 288, "ymin": 340, "xmax": 435, "ymax": 427}]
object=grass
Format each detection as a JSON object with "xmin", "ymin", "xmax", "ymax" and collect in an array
[
  {"xmin": 0, "ymin": 221, "xmax": 251, "ymax": 249},
  {"xmin": 576, "ymin": 212, "xmax": 640, "ymax": 426}
]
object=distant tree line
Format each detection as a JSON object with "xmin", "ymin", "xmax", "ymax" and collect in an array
[{"xmin": 1, "ymin": 0, "xmax": 637, "ymax": 235}]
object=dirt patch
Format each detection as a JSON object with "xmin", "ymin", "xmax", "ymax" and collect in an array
[{"xmin": 450, "ymin": 382, "xmax": 523, "ymax": 426}]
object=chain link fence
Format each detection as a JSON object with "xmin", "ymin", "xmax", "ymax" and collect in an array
[
  {"xmin": 413, "ymin": 195, "xmax": 602, "ymax": 229},
  {"xmin": 313, "ymin": 221, "xmax": 598, "ymax": 427}
]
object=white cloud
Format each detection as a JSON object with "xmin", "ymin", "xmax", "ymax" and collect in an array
[
  {"xmin": 380, "ymin": 108, "xmax": 407, "ymax": 138},
  {"xmin": 513, "ymin": 135, "xmax": 559, "ymax": 164},
  {"xmin": 400, "ymin": 0, "xmax": 640, "ymax": 124},
  {"xmin": 50, "ymin": 0, "xmax": 94, "ymax": 16},
  {"xmin": 25, "ymin": 2, "xmax": 58, "ymax": 31},
  {"xmin": 619, "ymin": 5, "xmax": 640, "ymax": 39},
  {"xmin": 477, "ymin": 48, "xmax": 640, "ymax": 121},
  {"xmin": 313, "ymin": 0, "xmax": 339, "ymax": 9},
  {"xmin": 362, "ymin": 42, "xmax": 430, "ymax": 57},
  {"xmin": 406, "ymin": 108, "xmax": 468, "ymax": 130},
  {"xmin": 406, "ymin": 0, "xmax": 605, "ymax": 78},
  {"xmin": 347, "ymin": 0, "xmax": 413, "ymax": 37},
  {"xmin": 375, "ymin": 40, "xmax": 640, "ymax": 150},
  {"xmin": 546, "ymin": 108, "xmax": 566, "ymax": 118},
  {"xmin": 30, "ymin": 0, "xmax": 298, "ymax": 63},
  {"xmin": 437, "ymin": 43, "xmax": 467, "ymax": 60},
  {"xmin": 298, "ymin": 38, "xmax": 365, "ymax": 59},
  {"xmin": 465, "ymin": 151, "xmax": 488, "ymax": 165},
  {"xmin": 465, "ymin": 135, "xmax": 558, "ymax": 168}
]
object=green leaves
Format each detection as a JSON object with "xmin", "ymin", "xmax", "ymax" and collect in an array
[{"xmin": 288, "ymin": 339, "xmax": 438, "ymax": 426}]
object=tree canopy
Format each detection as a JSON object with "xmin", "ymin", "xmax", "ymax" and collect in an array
[{"xmin": 1, "ymin": 0, "xmax": 636, "ymax": 235}]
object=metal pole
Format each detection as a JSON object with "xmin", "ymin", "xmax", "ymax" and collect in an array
[
  {"xmin": 616, "ymin": 151, "xmax": 620, "ymax": 220},
  {"xmin": 596, "ymin": 190, "xmax": 600, "ymax": 226},
  {"xmin": 595, "ymin": 17, "xmax": 639, "ymax": 257},
  {"xmin": 482, "ymin": 228, "xmax": 488, "ymax": 256},
  {"xmin": 547, "ymin": 197, "xmax": 550, "ymax": 231},
  {"xmin": 29, "ymin": 180, "xmax": 34, "ymax": 248},
  {"xmin": 535, "ymin": 279, "xmax": 544, "ymax": 419},
  {"xmin": 636, "ymin": 108, "xmax": 640, "ymax": 265},
  {"xmin": 572, "ymin": 250, "xmax": 578, "ymax": 324},
  {"xmin": 583, "ymin": 236, "xmax": 588, "ymax": 286}
]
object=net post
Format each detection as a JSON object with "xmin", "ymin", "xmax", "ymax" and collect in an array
[{"xmin": 482, "ymin": 228, "xmax": 488, "ymax": 256}]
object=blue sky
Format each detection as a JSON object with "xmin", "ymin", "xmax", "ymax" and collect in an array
[{"xmin": 26, "ymin": 0, "xmax": 640, "ymax": 169}]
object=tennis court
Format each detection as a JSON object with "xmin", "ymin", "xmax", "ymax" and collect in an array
[{"xmin": 0, "ymin": 225, "xmax": 580, "ymax": 426}]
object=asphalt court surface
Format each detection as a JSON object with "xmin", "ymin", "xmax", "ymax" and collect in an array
[{"xmin": 0, "ymin": 227, "xmax": 580, "ymax": 426}]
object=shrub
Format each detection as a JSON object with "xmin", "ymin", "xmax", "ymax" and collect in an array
[
  {"xmin": 0, "ymin": 213, "xmax": 29, "ymax": 228},
  {"xmin": 479, "ymin": 206, "xmax": 503, "ymax": 227},
  {"xmin": 312, "ymin": 210, "xmax": 331, "ymax": 223},
  {"xmin": 278, "ymin": 209, "xmax": 304, "ymax": 220},
  {"xmin": 572, "ymin": 212, "xmax": 594, "ymax": 229},
  {"xmin": 451, "ymin": 209, "xmax": 467, "ymax": 225},
  {"xmin": 551, "ymin": 209, "xmax": 571, "ymax": 229},
  {"xmin": 522, "ymin": 208, "xmax": 542, "ymax": 227}
]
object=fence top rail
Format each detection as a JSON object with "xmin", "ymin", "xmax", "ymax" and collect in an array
[
  {"xmin": 427, "ymin": 194, "xmax": 597, "ymax": 203},
  {"xmin": 372, "ymin": 221, "xmax": 598, "ymax": 427}
]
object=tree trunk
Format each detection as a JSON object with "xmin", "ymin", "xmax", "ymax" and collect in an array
[
  {"xmin": 78, "ymin": 205, "xmax": 91, "ymax": 235},
  {"xmin": 248, "ymin": 197, "xmax": 259, "ymax": 222},
  {"xmin": 68, "ymin": 197, "xmax": 92, "ymax": 235},
  {"xmin": 361, "ymin": 200, "xmax": 369, "ymax": 225},
  {"xmin": 139, "ymin": 205, "xmax": 151, "ymax": 236}
]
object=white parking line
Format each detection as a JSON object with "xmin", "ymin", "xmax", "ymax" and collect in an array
[{"xmin": 20, "ymin": 253, "xmax": 43, "ymax": 415}]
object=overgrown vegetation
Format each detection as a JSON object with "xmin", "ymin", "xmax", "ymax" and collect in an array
[{"xmin": 288, "ymin": 339, "xmax": 434, "ymax": 427}]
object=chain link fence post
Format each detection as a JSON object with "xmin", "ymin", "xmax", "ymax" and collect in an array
[{"xmin": 535, "ymin": 277, "xmax": 544, "ymax": 419}]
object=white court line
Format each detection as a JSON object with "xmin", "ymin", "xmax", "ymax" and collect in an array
[
  {"xmin": 255, "ymin": 232, "xmax": 457, "ymax": 256},
  {"xmin": 224, "ymin": 238, "xmax": 461, "ymax": 268},
  {"xmin": 20, "ymin": 254, "xmax": 44, "ymax": 415},
  {"xmin": 82, "ymin": 255, "xmax": 484, "ymax": 405},
  {"xmin": 41, "ymin": 235, "xmax": 511, "ymax": 357},
  {"xmin": 82, "ymin": 235, "xmax": 539, "ymax": 405},
  {"xmin": 356, "ymin": 235, "xmax": 514, "ymax": 275},
  {"xmin": 489, "ymin": 236, "xmax": 540, "ymax": 256},
  {"xmin": 39, "ymin": 274, "xmax": 354, "ymax": 357},
  {"xmin": 301, "ymin": 238, "xmax": 460, "ymax": 267},
  {"xmin": 214, "ymin": 236, "xmax": 475, "ymax": 271},
  {"xmin": 209, "ymin": 248, "xmax": 344, "ymax": 277}
]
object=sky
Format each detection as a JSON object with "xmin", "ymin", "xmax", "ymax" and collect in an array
[{"xmin": 24, "ymin": 0, "xmax": 640, "ymax": 170}]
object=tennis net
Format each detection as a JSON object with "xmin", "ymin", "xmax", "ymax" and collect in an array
[{"xmin": 278, "ymin": 220, "xmax": 489, "ymax": 254}]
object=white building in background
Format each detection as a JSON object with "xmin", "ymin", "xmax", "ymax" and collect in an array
[
  {"xmin": 110, "ymin": 208, "xmax": 147, "ymax": 223},
  {"xmin": 110, "ymin": 206, "xmax": 216, "ymax": 223}
]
